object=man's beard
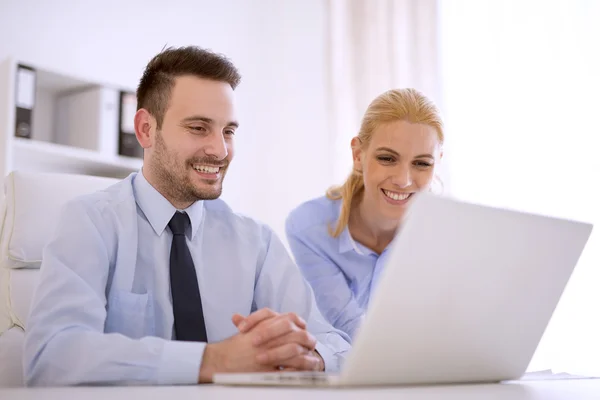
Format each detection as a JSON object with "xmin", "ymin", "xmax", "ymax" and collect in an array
[{"xmin": 151, "ymin": 131, "xmax": 228, "ymax": 203}]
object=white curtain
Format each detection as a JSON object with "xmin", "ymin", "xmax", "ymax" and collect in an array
[
  {"xmin": 326, "ymin": 0, "xmax": 600, "ymax": 375},
  {"xmin": 324, "ymin": 0, "xmax": 447, "ymax": 186},
  {"xmin": 439, "ymin": 0, "xmax": 600, "ymax": 374}
]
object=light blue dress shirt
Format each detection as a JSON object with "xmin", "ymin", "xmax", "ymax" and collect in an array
[
  {"xmin": 285, "ymin": 196, "xmax": 392, "ymax": 340},
  {"xmin": 23, "ymin": 171, "xmax": 351, "ymax": 386}
]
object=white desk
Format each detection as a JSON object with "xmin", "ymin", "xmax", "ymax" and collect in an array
[{"xmin": 2, "ymin": 380, "xmax": 599, "ymax": 400}]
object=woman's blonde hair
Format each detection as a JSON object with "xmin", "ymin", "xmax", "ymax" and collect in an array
[{"xmin": 326, "ymin": 88, "xmax": 445, "ymax": 237}]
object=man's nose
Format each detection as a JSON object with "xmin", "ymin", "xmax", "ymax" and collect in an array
[{"xmin": 204, "ymin": 131, "xmax": 228, "ymax": 160}]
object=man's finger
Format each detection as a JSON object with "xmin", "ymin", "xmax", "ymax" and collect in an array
[
  {"xmin": 273, "ymin": 353, "xmax": 322, "ymax": 371},
  {"xmin": 231, "ymin": 313, "xmax": 245, "ymax": 328},
  {"xmin": 236, "ymin": 308, "xmax": 279, "ymax": 332},
  {"xmin": 253, "ymin": 316, "xmax": 300, "ymax": 346},
  {"xmin": 283, "ymin": 312, "xmax": 307, "ymax": 330},
  {"xmin": 257, "ymin": 329, "xmax": 317, "ymax": 351},
  {"xmin": 256, "ymin": 343, "xmax": 308, "ymax": 365},
  {"xmin": 253, "ymin": 312, "xmax": 307, "ymax": 343}
]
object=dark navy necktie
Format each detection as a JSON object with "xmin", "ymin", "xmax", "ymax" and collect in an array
[{"xmin": 168, "ymin": 211, "xmax": 208, "ymax": 342}]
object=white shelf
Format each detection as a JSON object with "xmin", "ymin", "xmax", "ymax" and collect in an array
[
  {"xmin": 12, "ymin": 137, "xmax": 142, "ymax": 178},
  {"xmin": 0, "ymin": 56, "xmax": 142, "ymax": 182}
]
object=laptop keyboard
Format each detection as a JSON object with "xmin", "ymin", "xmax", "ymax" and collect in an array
[{"xmin": 261, "ymin": 372, "xmax": 331, "ymax": 383}]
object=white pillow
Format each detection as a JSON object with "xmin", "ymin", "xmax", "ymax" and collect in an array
[
  {"xmin": 0, "ymin": 327, "xmax": 25, "ymax": 387},
  {"xmin": 0, "ymin": 268, "xmax": 39, "ymax": 335},
  {"xmin": 0, "ymin": 170, "xmax": 121, "ymax": 269}
]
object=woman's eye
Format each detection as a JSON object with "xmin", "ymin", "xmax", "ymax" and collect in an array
[
  {"xmin": 415, "ymin": 161, "xmax": 432, "ymax": 167},
  {"xmin": 377, "ymin": 156, "xmax": 394, "ymax": 162},
  {"xmin": 190, "ymin": 126, "xmax": 206, "ymax": 132}
]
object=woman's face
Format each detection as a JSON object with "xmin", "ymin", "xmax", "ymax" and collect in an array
[{"xmin": 352, "ymin": 120, "xmax": 442, "ymax": 222}]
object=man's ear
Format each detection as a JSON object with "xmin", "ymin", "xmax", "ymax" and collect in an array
[
  {"xmin": 134, "ymin": 109, "xmax": 155, "ymax": 149},
  {"xmin": 351, "ymin": 136, "xmax": 363, "ymax": 173}
]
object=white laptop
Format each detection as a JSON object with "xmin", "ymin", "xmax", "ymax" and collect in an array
[{"xmin": 214, "ymin": 192, "xmax": 594, "ymax": 387}]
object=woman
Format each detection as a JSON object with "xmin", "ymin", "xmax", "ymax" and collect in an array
[{"xmin": 285, "ymin": 88, "xmax": 444, "ymax": 340}]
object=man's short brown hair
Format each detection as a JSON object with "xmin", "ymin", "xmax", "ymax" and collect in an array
[{"xmin": 136, "ymin": 46, "xmax": 241, "ymax": 129}]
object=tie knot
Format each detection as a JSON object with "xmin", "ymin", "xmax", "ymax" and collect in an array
[{"xmin": 169, "ymin": 212, "xmax": 190, "ymax": 236}]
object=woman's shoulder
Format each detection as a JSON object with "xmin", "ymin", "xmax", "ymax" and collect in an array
[{"xmin": 285, "ymin": 195, "xmax": 341, "ymax": 237}]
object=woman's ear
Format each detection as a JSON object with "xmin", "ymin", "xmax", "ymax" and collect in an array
[
  {"xmin": 430, "ymin": 173, "xmax": 445, "ymax": 194},
  {"xmin": 351, "ymin": 137, "xmax": 363, "ymax": 173}
]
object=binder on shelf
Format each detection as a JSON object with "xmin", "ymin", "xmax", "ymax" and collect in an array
[
  {"xmin": 118, "ymin": 91, "xmax": 143, "ymax": 159},
  {"xmin": 14, "ymin": 64, "xmax": 36, "ymax": 139},
  {"xmin": 54, "ymin": 86, "xmax": 119, "ymax": 155}
]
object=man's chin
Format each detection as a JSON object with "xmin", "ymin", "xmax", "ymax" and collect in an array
[
  {"xmin": 192, "ymin": 184, "xmax": 222, "ymax": 201},
  {"xmin": 187, "ymin": 172, "xmax": 226, "ymax": 200},
  {"xmin": 199, "ymin": 192, "xmax": 221, "ymax": 201}
]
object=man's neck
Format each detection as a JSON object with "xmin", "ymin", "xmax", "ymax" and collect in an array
[{"xmin": 141, "ymin": 167, "xmax": 194, "ymax": 210}]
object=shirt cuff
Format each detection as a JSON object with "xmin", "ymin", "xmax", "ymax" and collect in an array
[
  {"xmin": 156, "ymin": 340, "xmax": 206, "ymax": 385},
  {"xmin": 315, "ymin": 339, "xmax": 340, "ymax": 373}
]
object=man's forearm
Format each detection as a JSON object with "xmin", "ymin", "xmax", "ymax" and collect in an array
[{"xmin": 24, "ymin": 329, "xmax": 205, "ymax": 386}]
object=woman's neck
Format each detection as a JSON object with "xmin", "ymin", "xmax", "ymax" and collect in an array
[{"xmin": 348, "ymin": 194, "xmax": 399, "ymax": 255}]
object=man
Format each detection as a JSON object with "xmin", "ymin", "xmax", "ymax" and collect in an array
[{"xmin": 23, "ymin": 46, "xmax": 351, "ymax": 386}]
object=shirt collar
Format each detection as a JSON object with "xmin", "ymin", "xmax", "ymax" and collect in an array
[
  {"xmin": 335, "ymin": 200, "xmax": 385, "ymax": 257},
  {"xmin": 132, "ymin": 169, "xmax": 204, "ymax": 240},
  {"xmin": 339, "ymin": 226, "xmax": 380, "ymax": 256},
  {"xmin": 336, "ymin": 200, "xmax": 369, "ymax": 256},
  {"xmin": 338, "ymin": 225, "xmax": 358, "ymax": 254}
]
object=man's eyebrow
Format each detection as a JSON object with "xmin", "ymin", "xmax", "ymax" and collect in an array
[
  {"xmin": 181, "ymin": 115, "xmax": 213, "ymax": 124},
  {"xmin": 181, "ymin": 116, "xmax": 239, "ymax": 128}
]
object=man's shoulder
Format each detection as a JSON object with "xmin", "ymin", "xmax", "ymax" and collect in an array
[
  {"xmin": 66, "ymin": 176, "xmax": 135, "ymax": 220},
  {"xmin": 285, "ymin": 195, "xmax": 340, "ymax": 236},
  {"xmin": 204, "ymin": 198, "xmax": 270, "ymax": 234}
]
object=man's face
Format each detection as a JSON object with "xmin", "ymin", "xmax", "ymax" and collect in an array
[{"xmin": 140, "ymin": 75, "xmax": 238, "ymax": 207}]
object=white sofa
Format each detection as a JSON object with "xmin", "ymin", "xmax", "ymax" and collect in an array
[{"xmin": 0, "ymin": 170, "xmax": 120, "ymax": 387}]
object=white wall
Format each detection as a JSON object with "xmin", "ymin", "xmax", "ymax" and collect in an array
[{"xmin": 0, "ymin": 0, "xmax": 333, "ymax": 241}]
